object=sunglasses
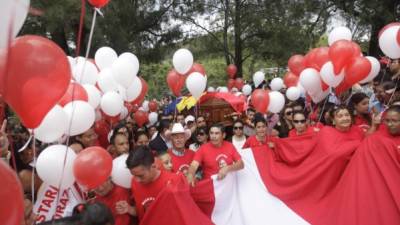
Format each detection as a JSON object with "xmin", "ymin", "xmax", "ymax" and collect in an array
[
  {"xmin": 293, "ymin": 119, "xmax": 306, "ymax": 124},
  {"xmin": 233, "ymin": 126, "xmax": 243, "ymax": 130},
  {"xmin": 285, "ymin": 111, "xmax": 293, "ymax": 116}
]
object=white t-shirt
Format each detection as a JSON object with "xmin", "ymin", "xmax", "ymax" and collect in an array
[{"xmin": 232, "ymin": 136, "xmax": 246, "ymax": 150}]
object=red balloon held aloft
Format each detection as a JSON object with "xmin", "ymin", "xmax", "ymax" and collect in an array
[
  {"xmin": 58, "ymin": 82, "xmax": 88, "ymax": 106},
  {"xmin": 88, "ymin": 0, "xmax": 110, "ymax": 8},
  {"xmin": 186, "ymin": 63, "xmax": 206, "ymax": 76},
  {"xmin": 329, "ymin": 40, "xmax": 355, "ymax": 74},
  {"xmin": 288, "ymin": 55, "xmax": 306, "ymax": 76},
  {"xmin": 227, "ymin": 79, "xmax": 235, "ymax": 90},
  {"xmin": 226, "ymin": 64, "xmax": 237, "ymax": 78},
  {"xmin": 251, "ymin": 89, "xmax": 270, "ymax": 113},
  {"xmin": 344, "ymin": 56, "xmax": 371, "ymax": 86},
  {"xmin": 132, "ymin": 77, "xmax": 148, "ymax": 105},
  {"xmin": 102, "ymin": 111, "xmax": 120, "ymax": 125},
  {"xmin": 350, "ymin": 41, "xmax": 362, "ymax": 58},
  {"xmin": 73, "ymin": 146, "xmax": 113, "ymax": 189},
  {"xmin": 235, "ymin": 78, "xmax": 244, "ymax": 90},
  {"xmin": 283, "ymin": 72, "xmax": 299, "ymax": 88},
  {"xmin": 0, "ymin": 161, "xmax": 24, "ymax": 225},
  {"xmin": 94, "ymin": 119, "xmax": 110, "ymax": 148},
  {"xmin": 148, "ymin": 100, "xmax": 158, "ymax": 112},
  {"xmin": 166, "ymin": 69, "xmax": 186, "ymax": 96},
  {"xmin": 134, "ymin": 110, "xmax": 149, "ymax": 127},
  {"xmin": 304, "ymin": 47, "xmax": 329, "ymax": 71},
  {"xmin": 0, "ymin": 35, "xmax": 71, "ymax": 128}
]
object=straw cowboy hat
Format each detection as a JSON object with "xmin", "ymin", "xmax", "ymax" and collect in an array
[{"xmin": 165, "ymin": 123, "xmax": 191, "ymax": 141}]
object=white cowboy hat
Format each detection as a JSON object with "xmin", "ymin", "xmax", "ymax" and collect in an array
[{"xmin": 165, "ymin": 123, "xmax": 191, "ymax": 141}]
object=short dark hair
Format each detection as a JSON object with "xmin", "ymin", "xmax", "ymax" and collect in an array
[
  {"xmin": 110, "ymin": 132, "xmax": 127, "ymax": 145},
  {"xmin": 387, "ymin": 105, "xmax": 400, "ymax": 114},
  {"xmin": 126, "ymin": 145, "xmax": 154, "ymax": 169},
  {"xmin": 253, "ymin": 113, "xmax": 266, "ymax": 126},
  {"xmin": 157, "ymin": 119, "xmax": 170, "ymax": 133},
  {"xmin": 134, "ymin": 131, "xmax": 149, "ymax": 143},
  {"xmin": 209, "ymin": 123, "xmax": 225, "ymax": 133}
]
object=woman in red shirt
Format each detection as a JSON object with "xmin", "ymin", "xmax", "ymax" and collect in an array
[
  {"xmin": 242, "ymin": 114, "xmax": 269, "ymax": 148},
  {"xmin": 349, "ymin": 92, "xmax": 380, "ymax": 134}
]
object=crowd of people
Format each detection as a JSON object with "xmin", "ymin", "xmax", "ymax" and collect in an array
[{"xmin": 1, "ymin": 58, "xmax": 400, "ymax": 225}]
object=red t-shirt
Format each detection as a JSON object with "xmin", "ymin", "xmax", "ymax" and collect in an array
[
  {"xmin": 95, "ymin": 185, "xmax": 131, "ymax": 225},
  {"xmin": 131, "ymin": 170, "xmax": 180, "ymax": 220},
  {"xmin": 354, "ymin": 114, "xmax": 371, "ymax": 133},
  {"xmin": 168, "ymin": 149, "xmax": 195, "ymax": 175},
  {"xmin": 242, "ymin": 135, "xmax": 267, "ymax": 148},
  {"xmin": 193, "ymin": 141, "xmax": 242, "ymax": 180}
]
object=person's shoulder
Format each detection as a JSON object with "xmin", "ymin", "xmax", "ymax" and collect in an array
[{"xmin": 113, "ymin": 185, "xmax": 130, "ymax": 196}]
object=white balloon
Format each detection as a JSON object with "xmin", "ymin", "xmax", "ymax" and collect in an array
[
  {"xmin": 117, "ymin": 85, "xmax": 128, "ymax": 102},
  {"xmin": 119, "ymin": 107, "xmax": 129, "ymax": 120},
  {"xmin": 148, "ymin": 112, "xmax": 158, "ymax": 125},
  {"xmin": 73, "ymin": 58, "xmax": 99, "ymax": 85},
  {"xmin": 270, "ymin": 78, "xmax": 284, "ymax": 91},
  {"xmin": 98, "ymin": 68, "xmax": 119, "ymax": 93},
  {"xmin": 219, "ymin": 86, "xmax": 229, "ymax": 93},
  {"xmin": 286, "ymin": 87, "xmax": 301, "ymax": 101},
  {"xmin": 34, "ymin": 105, "xmax": 68, "ymax": 143},
  {"xmin": 310, "ymin": 89, "xmax": 330, "ymax": 103},
  {"xmin": 119, "ymin": 52, "xmax": 139, "ymax": 76},
  {"xmin": 111, "ymin": 154, "xmax": 132, "ymax": 189},
  {"xmin": 328, "ymin": 26, "xmax": 352, "ymax": 46},
  {"xmin": 173, "ymin": 49, "xmax": 194, "ymax": 74},
  {"xmin": 64, "ymin": 101, "xmax": 95, "ymax": 136},
  {"xmin": 142, "ymin": 100, "xmax": 149, "ymax": 112},
  {"xmin": 101, "ymin": 91, "xmax": 124, "ymax": 117},
  {"xmin": 299, "ymin": 68, "xmax": 322, "ymax": 95},
  {"xmin": 112, "ymin": 56, "xmax": 137, "ymax": 89},
  {"xmin": 242, "ymin": 84, "xmax": 252, "ymax": 96},
  {"xmin": 126, "ymin": 76, "xmax": 143, "ymax": 102},
  {"xmin": 379, "ymin": 25, "xmax": 400, "ymax": 59},
  {"xmin": 253, "ymin": 71, "xmax": 265, "ymax": 87},
  {"xmin": 359, "ymin": 56, "xmax": 381, "ymax": 84},
  {"xmin": 82, "ymin": 84, "xmax": 101, "ymax": 108},
  {"xmin": 95, "ymin": 109, "xmax": 102, "ymax": 121},
  {"xmin": 207, "ymin": 87, "xmax": 215, "ymax": 92},
  {"xmin": 268, "ymin": 91, "xmax": 285, "ymax": 113},
  {"xmin": 36, "ymin": 145, "xmax": 76, "ymax": 189},
  {"xmin": 320, "ymin": 61, "xmax": 345, "ymax": 87},
  {"xmin": 186, "ymin": 72, "xmax": 207, "ymax": 99},
  {"xmin": 0, "ymin": 0, "xmax": 30, "ymax": 48},
  {"xmin": 95, "ymin": 47, "xmax": 118, "ymax": 70}
]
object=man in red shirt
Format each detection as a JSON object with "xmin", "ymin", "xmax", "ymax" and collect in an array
[
  {"xmin": 166, "ymin": 123, "xmax": 194, "ymax": 176},
  {"xmin": 92, "ymin": 178, "xmax": 133, "ymax": 225},
  {"xmin": 187, "ymin": 123, "xmax": 244, "ymax": 186},
  {"xmin": 126, "ymin": 145, "xmax": 180, "ymax": 221}
]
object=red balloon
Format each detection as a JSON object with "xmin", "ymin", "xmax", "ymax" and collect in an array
[
  {"xmin": 0, "ymin": 35, "xmax": 71, "ymax": 128},
  {"xmin": 350, "ymin": 41, "xmax": 362, "ymax": 59},
  {"xmin": 166, "ymin": 69, "xmax": 186, "ymax": 96},
  {"xmin": 321, "ymin": 80, "xmax": 330, "ymax": 91},
  {"xmin": 283, "ymin": 72, "xmax": 299, "ymax": 87},
  {"xmin": 329, "ymin": 40, "xmax": 354, "ymax": 74},
  {"xmin": 73, "ymin": 147, "xmax": 113, "ymax": 189},
  {"xmin": 58, "ymin": 82, "xmax": 88, "ymax": 106},
  {"xmin": 251, "ymin": 89, "xmax": 270, "ymax": 113},
  {"xmin": 227, "ymin": 79, "xmax": 235, "ymax": 90},
  {"xmin": 335, "ymin": 81, "xmax": 352, "ymax": 96},
  {"xmin": 288, "ymin": 54, "xmax": 306, "ymax": 76},
  {"xmin": 103, "ymin": 112, "xmax": 120, "ymax": 125},
  {"xmin": 134, "ymin": 110, "xmax": 149, "ymax": 127},
  {"xmin": 132, "ymin": 77, "xmax": 148, "ymax": 105},
  {"xmin": 186, "ymin": 63, "xmax": 206, "ymax": 76},
  {"xmin": 0, "ymin": 161, "xmax": 24, "ymax": 225},
  {"xmin": 304, "ymin": 47, "xmax": 329, "ymax": 71},
  {"xmin": 235, "ymin": 78, "xmax": 244, "ymax": 90},
  {"xmin": 344, "ymin": 56, "xmax": 372, "ymax": 86},
  {"xmin": 226, "ymin": 64, "xmax": 237, "ymax": 78},
  {"xmin": 131, "ymin": 104, "xmax": 139, "ymax": 113},
  {"xmin": 148, "ymin": 100, "xmax": 158, "ymax": 112},
  {"xmin": 88, "ymin": 0, "xmax": 110, "ymax": 8},
  {"xmin": 94, "ymin": 119, "xmax": 110, "ymax": 149}
]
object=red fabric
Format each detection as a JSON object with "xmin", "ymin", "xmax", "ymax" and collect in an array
[
  {"xmin": 168, "ymin": 149, "xmax": 195, "ymax": 174},
  {"xmin": 131, "ymin": 170, "xmax": 180, "ymax": 221},
  {"xmin": 252, "ymin": 125, "xmax": 400, "ymax": 225},
  {"xmin": 94, "ymin": 185, "xmax": 131, "ymax": 225},
  {"xmin": 193, "ymin": 141, "xmax": 241, "ymax": 180},
  {"xmin": 140, "ymin": 175, "xmax": 214, "ymax": 225},
  {"xmin": 189, "ymin": 179, "xmax": 215, "ymax": 218},
  {"xmin": 242, "ymin": 135, "xmax": 267, "ymax": 148},
  {"xmin": 198, "ymin": 92, "xmax": 246, "ymax": 113},
  {"xmin": 354, "ymin": 114, "xmax": 371, "ymax": 133}
]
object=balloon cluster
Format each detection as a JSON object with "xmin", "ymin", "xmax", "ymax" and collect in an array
[
  {"xmin": 167, "ymin": 49, "xmax": 207, "ymax": 99},
  {"xmin": 285, "ymin": 26, "xmax": 380, "ymax": 103}
]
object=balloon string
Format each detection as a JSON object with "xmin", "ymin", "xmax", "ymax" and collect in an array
[
  {"xmin": 317, "ymin": 93, "xmax": 329, "ymax": 124},
  {"xmin": 31, "ymin": 133, "xmax": 36, "ymax": 206},
  {"xmin": 75, "ymin": 0, "xmax": 86, "ymax": 57}
]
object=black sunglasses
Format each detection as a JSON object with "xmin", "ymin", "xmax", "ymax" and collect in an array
[
  {"xmin": 293, "ymin": 119, "xmax": 306, "ymax": 124},
  {"xmin": 285, "ymin": 111, "xmax": 293, "ymax": 115},
  {"xmin": 233, "ymin": 126, "xmax": 243, "ymax": 130}
]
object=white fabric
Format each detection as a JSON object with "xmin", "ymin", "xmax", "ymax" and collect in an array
[
  {"xmin": 232, "ymin": 136, "xmax": 246, "ymax": 150},
  {"xmin": 210, "ymin": 148, "xmax": 310, "ymax": 225}
]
